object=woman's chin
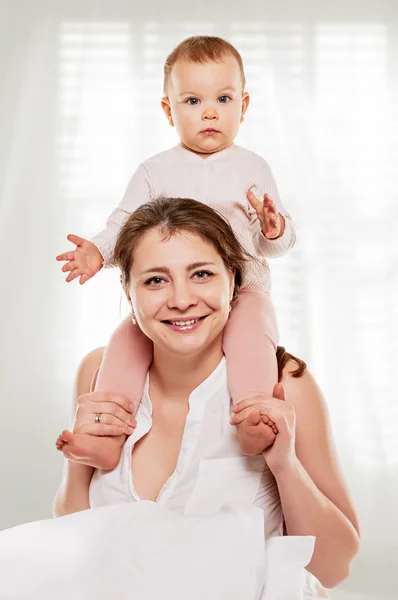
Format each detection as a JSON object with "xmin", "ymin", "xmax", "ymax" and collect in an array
[{"xmin": 159, "ymin": 328, "xmax": 221, "ymax": 356}]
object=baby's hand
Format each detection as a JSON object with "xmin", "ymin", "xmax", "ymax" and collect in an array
[
  {"xmin": 56, "ymin": 234, "xmax": 104, "ymax": 284},
  {"xmin": 247, "ymin": 190, "xmax": 285, "ymax": 239}
]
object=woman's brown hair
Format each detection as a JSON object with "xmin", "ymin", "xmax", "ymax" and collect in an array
[
  {"xmin": 114, "ymin": 197, "xmax": 250, "ymax": 302},
  {"xmin": 276, "ymin": 346, "xmax": 307, "ymax": 381},
  {"xmin": 114, "ymin": 197, "xmax": 307, "ymax": 381}
]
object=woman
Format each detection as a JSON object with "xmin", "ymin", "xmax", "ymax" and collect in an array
[{"xmin": 52, "ymin": 197, "xmax": 360, "ymax": 597}]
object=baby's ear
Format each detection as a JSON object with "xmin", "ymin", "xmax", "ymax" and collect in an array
[
  {"xmin": 240, "ymin": 92, "xmax": 250, "ymax": 122},
  {"xmin": 161, "ymin": 97, "xmax": 174, "ymax": 127}
]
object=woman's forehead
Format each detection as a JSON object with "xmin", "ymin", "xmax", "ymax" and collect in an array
[{"xmin": 132, "ymin": 228, "xmax": 223, "ymax": 271}]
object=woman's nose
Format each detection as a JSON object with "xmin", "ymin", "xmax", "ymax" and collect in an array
[{"xmin": 167, "ymin": 283, "xmax": 198, "ymax": 311}]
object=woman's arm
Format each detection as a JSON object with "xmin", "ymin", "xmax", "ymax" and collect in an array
[
  {"xmin": 52, "ymin": 347, "xmax": 105, "ymax": 517},
  {"xmin": 276, "ymin": 365, "xmax": 360, "ymax": 588}
]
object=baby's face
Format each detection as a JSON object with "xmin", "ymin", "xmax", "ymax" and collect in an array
[{"xmin": 163, "ymin": 55, "xmax": 249, "ymax": 157}]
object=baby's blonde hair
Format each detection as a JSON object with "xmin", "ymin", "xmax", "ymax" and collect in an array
[{"xmin": 163, "ymin": 35, "xmax": 246, "ymax": 95}]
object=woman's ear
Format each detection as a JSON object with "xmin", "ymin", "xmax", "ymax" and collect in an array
[
  {"xmin": 120, "ymin": 274, "xmax": 132, "ymax": 305},
  {"xmin": 161, "ymin": 97, "xmax": 174, "ymax": 127},
  {"xmin": 240, "ymin": 92, "xmax": 250, "ymax": 123}
]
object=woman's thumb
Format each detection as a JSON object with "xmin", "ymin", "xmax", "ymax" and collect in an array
[{"xmin": 273, "ymin": 383, "xmax": 285, "ymax": 401}]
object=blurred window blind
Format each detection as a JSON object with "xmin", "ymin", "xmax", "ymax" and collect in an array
[{"xmin": 57, "ymin": 21, "xmax": 397, "ymax": 466}]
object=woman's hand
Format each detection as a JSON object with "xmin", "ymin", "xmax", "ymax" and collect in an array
[
  {"xmin": 55, "ymin": 391, "xmax": 136, "ymax": 470},
  {"xmin": 72, "ymin": 390, "xmax": 136, "ymax": 436},
  {"xmin": 230, "ymin": 384, "xmax": 297, "ymax": 475}
]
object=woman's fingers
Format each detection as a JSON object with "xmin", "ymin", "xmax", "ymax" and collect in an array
[
  {"xmin": 231, "ymin": 401, "xmax": 291, "ymax": 428},
  {"xmin": 75, "ymin": 420, "xmax": 128, "ymax": 437},
  {"xmin": 232, "ymin": 388, "xmax": 286, "ymax": 413},
  {"xmin": 76, "ymin": 415, "xmax": 135, "ymax": 435},
  {"xmin": 85, "ymin": 400, "xmax": 136, "ymax": 427},
  {"xmin": 272, "ymin": 383, "xmax": 285, "ymax": 401},
  {"xmin": 73, "ymin": 391, "xmax": 135, "ymax": 435},
  {"xmin": 231, "ymin": 408, "xmax": 257, "ymax": 425},
  {"xmin": 81, "ymin": 391, "xmax": 133, "ymax": 414},
  {"xmin": 76, "ymin": 412, "xmax": 135, "ymax": 436}
]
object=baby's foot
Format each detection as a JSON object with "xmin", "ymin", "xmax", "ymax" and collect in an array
[
  {"xmin": 236, "ymin": 411, "xmax": 277, "ymax": 456},
  {"xmin": 56, "ymin": 430, "xmax": 126, "ymax": 470}
]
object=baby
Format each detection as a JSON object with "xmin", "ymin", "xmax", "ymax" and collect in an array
[{"xmin": 57, "ymin": 36, "xmax": 295, "ymax": 465}]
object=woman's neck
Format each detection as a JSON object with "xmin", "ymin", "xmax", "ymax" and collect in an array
[{"xmin": 149, "ymin": 342, "xmax": 224, "ymax": 402}]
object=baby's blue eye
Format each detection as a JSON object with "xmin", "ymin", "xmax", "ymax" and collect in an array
[
  {"xmin": 187, "ymin": 98, "xmax": 200, "ymax": 105},
  {"xmin": 218, "ymin": 96, "xmax": 229, "ymax": 103}
]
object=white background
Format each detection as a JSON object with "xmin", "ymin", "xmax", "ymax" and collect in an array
[{"xmin": 0, "ymin": 1, "xmax": 397, "ymax": 598}]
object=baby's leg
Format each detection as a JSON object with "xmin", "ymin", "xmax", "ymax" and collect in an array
[
  {"xmin": 223, "ymin": 290, "xmax": 279, "ymax": 455},
  {"xmin": 90, "ymin": 316, "xmax": 152, "ymax": 467},
  {"xmin": 95, "ymin": 315, "xmax": 153, "ymax": 414}
]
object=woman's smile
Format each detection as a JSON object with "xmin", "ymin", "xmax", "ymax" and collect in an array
[
  {"xmin": 161, "ymin": 315, "xmax": 208, "ymax": 332},
  {"xmin": 129, "ymin": 228, "xmax": 233, "ymax": 357}
]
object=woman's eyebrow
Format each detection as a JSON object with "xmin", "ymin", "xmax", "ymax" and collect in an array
[{"xmin": 141, "ymin": 261, "xmax": 216, "ymax": 275}]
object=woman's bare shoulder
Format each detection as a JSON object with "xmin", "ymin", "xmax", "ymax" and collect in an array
[
  {"xmin": 75, "ymin": 347, "xmax": 106, "ymax": 397},
  {"xmin": 280, "ymin": 359, "xmax": 324, "ymax": 408}
]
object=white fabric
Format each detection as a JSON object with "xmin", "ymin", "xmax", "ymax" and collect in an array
[
  {"xmin": 89, "ymin": 358, "xmax": 327, "ymax": 598},
  {"xmin": 91, "ymin": 144, "xmax": 295, "ymax": 292},
  {"xmin": 89, "ymin": 358, "xmax": 284, "ymax": 538},
  {"xmin": 0, "ymin": 358, "xmax": 320, "ymax": 600},
  {"xmin": 0, "ymin": 502, "xmax": 315, "ymax": 600}
]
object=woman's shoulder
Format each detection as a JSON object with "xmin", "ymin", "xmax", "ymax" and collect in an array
[
  {"xmin": 75, "ymin": 347, "xmax": 106, "ymax": 396},
  {"xmin": 280, "ymin": 358, "xmax": 328, "ymax": 412}
]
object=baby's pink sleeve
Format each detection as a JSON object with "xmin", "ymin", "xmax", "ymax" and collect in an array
[{"xmin": 92, "ymin": 164, "xmax": 152, "ymax": 266}]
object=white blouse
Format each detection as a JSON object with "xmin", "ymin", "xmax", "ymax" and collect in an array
[
  {"xmin": 89, "ymin": 357, "xmax": 283, "ymax": 540},
  {"xmin": 89, "ymin": 358, "xmax": 329, "ymax": 598}
]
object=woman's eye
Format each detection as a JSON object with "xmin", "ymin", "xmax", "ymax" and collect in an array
[
  {"xmin": 187, "ymin": 98, "xmax": 200, "ymax": 105},
  {"xmin": 145, "ymin": 276, "xmax": 165, "ymax": 286},
  {"xmin": 218, "ymin": 96, "xmax": 230, "ymax": 103},
  {"xmin": 194, "ymin": 270, "xmax": 213, "ymax": 280}
]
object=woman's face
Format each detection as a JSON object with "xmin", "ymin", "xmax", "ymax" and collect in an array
[{"xmin": 127, "ymin": 227, "xmax": 234, "ymax": 358}]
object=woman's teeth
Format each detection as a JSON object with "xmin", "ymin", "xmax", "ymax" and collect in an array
[{"xmin": 170, "ymin": 319, "xmax": 199, "ymax": 326}]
